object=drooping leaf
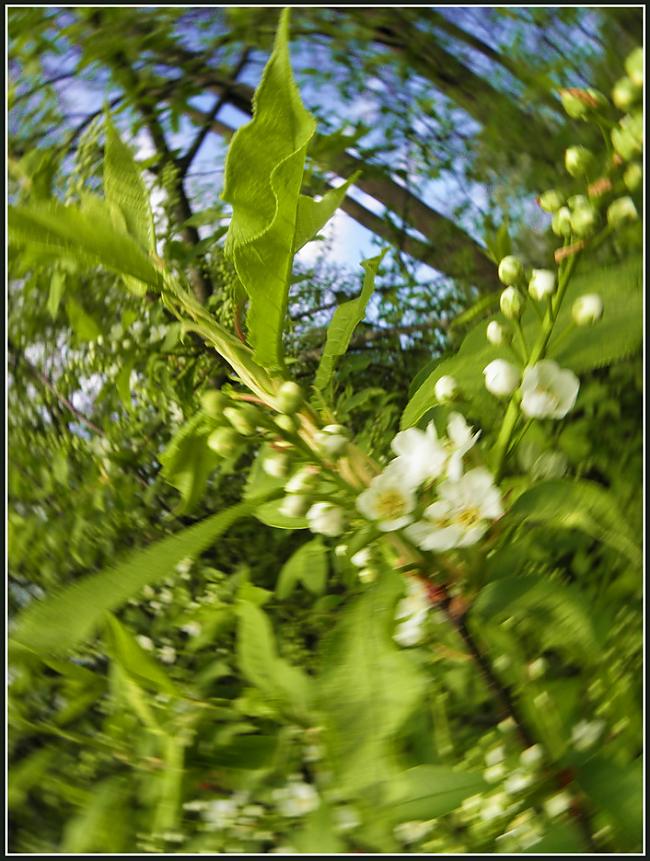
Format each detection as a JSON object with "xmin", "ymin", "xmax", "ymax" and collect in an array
[
  {"xmin": 276, "ymin": 537, "xmax": 327, "ymax": 599},
  {"xmin": 10, "ymin": 499, "xmax": 264, "ymax": 655},
  {"xmin": 104, "ymin": 114, "xmax": 155, "ymax": 254},
  {"xmin": 46, "ymin": 269, "xmax": 66, "ymax": 319},
  {"xmin": 9, "ymin": 197, "xmax": 162, "ymax": 293},
  {"xmin": 60, "ymin": 777, "xmax": 129, "ymax": 853},
  {"xmin": 378, "ymin": 765, "xmax": 486, "ymax": 823},
  {"xmin": 159, "ymin": 412, "xmax": 222, "ymax": 514},
  {"xmin": 222, "ymin": 8, "xmax": 317, "ymax": 370},
  {"xmin": 317, "ymin": 569, "xmax": 427, "ymax": 794},
  {"xmin": 236, "ymin": 600, "xmax": 313, "ymax": 721},
  {"xmin": 115, "ymin": 357, "xmax": 135, "ymax": 410},
  {"xmin": 314, "ymin": 250, "xmax": 387, "ymax": 390},
  {"xmin": 65, "ymin": 296, "xmax": 101, "ymax": 342},
  {"xmin": 510, "ymin": 478, "xmax": 641, "ymax": 567}
]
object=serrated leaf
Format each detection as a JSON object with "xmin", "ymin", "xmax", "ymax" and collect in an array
[
  {"xmin": 317, "ymin": 569, "xmax": 427, "ymax": 794},
  {"xmin": 10, "ymin": 499, "xmax": 263, "ymax": 656},
  {"xmin": 510, "ymin": 478, "xmax": 641, "ymax": 567},
  {"xmin": 314, "ymin": 250, "xmax": 386, "ymax": 390},
  {"xmin": 402, "ymin": 258, "xmax": 641, "ymax": 429},
  {"xmin": 103, "ymin": 612, "xmax": 178, "ymax": 696},
  {"xmin": 222, "ymin": 8, "xmax": 317, "ymax": 370},
  {"xmin": 236, "ymin": 600, "xmax": 313, "ymax": 721},
  {"xmin": 104, "ymin": 115, "xmax": 155, "ymax": 253},
  {"xmin": 276, "ymin": 537, "xmax": 327, "ymax": 599},
  {"xmin": 9, "ymin": 197, "xmax": 162, "ymax": 291}
]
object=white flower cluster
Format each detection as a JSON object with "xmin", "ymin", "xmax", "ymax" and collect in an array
[
  {"xmin": 356, "ymin": 413, "xmax": 502, "ymax": 552},
  {"xmin": 483, "ymin": 359, "xmax": 580, "ymax": 420}
]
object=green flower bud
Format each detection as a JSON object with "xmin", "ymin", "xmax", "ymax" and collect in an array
[
  {"xmin": 528, "ymin": 269, "xmax": 556, "ymax": 302},
  {"xmin": 612, "ymin": 76, "xmax": 640, "ymax": 111},
  {"xmin": 551, "ymin": 206, "xmax": 573, "ymax": 238},
  {"xmin": 434, "ymin": 375, "xmax": 459, "ymax": 403},
  {"xmin": 612, "ymin": 116, "xmax": 642, "ymax": 161},
  {"xmin": 275, "ymin": 413, "xmax": 297, "ymax": 434},
  {"xmin": 538, "ymin": 189, "xmax": 564, "ymax": 213},
  {"xmin": 572, "ymin": 293, "xmax": 603, "ymax": 326},
  {"xmin": 570, "ymin": 204, "xmax": 598, "ymax": 238},
  {"xmin": 499, "ymin": 286, "xmax": 524, "ymax": 321},
  {"xmin": 565, "ymin": 146, "xmax": 595, "ymax": 177},
  {"xmin": 223, "ymin": 404, "xmax": 258, "ymax": 436},
  {"xmin": 207, "ymin": 426, "xmax": 239, "ymax": 456},
  {"xmin": 607, "ymin": 196, "xmax": 638, "ymax": 228},
  {"xmin": 624, "ymin": 162, "xmax": 642, "ymax": 192},
  {"xmin": 314, "ymin": 425, "xmax": 349, "ymax": 458},
  {"xmin": 560, "ymin": 88, "xmax": 607, "ymax": 120},
  {"xmin": 200, "ymin": 390, "xmax": 228, "ymax": 419},
  {"xmin": 624, "ymin": 47, "xmax": 643, "ymax": 87},
  {"xmin": 567, "ymin": 194, "xmax": 589, "ymax": 211},
  {"xmin": 276, "ymin": 381, "xmax": 303, "ymax": 415},
  {"xmin": 497, "ymin": 255, "xmax": 524, "ymax": 286}
]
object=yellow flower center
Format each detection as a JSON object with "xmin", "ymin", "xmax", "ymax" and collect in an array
[{"xmin": 376, "ymin": 490, "xmax": 408, "ymax": 520}]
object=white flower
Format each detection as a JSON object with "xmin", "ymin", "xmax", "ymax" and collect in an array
[
  {"xmin": 279, "ymin": 494, "xmax": 309, "ymax": 518},
  {"xmin": 544, "ymin": 791, "xmax": 572, "ymax": 818},
  {"xmin": 350, "ymin": 547, "xmax": 372, "ymax": 568},
  {"xmin": 274, "ymin": 781, "xmax": 319, "ymax": 818},
  {"xmin": 393, "ymin": 577, "xmax": 430, "ymax": 646},
  {"xmin": 572, "ymin": 293, "xmax": 603, "ymax": 326},
  {"xmin": 434, "ymin": 374, "xmax": 459, "ymax": 403},
  {"xmin": 486, "ymin": 320, "xmax": 506, "ymax": 346},
  {"xmin": 314, "ymin": 425, "xmax": 348, "ymax": 457},
  {"xmin": 262, "ymin": 451, "xmax": 289, "ymax": 478},
  {"xmin": 136, "ymin": 635, "xmax": 154, "ymax": 651},
  {"xmin": 285, "ymin": 465, "xmax": 319, "ymax": 493},
  {"xmin": 393, "ymin": 820, "xmax": 434, "ymax": 844},
  {"xmin": 389, "ymin": 413, "xmax": 479, "ymax": 487},
  {"xmin": 520, "ymin": 360, "xmax": 579, "ymax": 419},
  {"xmin": 520, "ymin": 745, "xmax": 543, "ymax": 768},
  {"xmin": 181, "ymin": 621, "xmax": 202, "ymax": 638},
  {"xmin": 306, "ymin": 502, "xmax": 345, "ymax": 537},
  {"xmin": 528, "ymin": 269, "xmax": 556, "ymax": 301},
  {"xmin": 203, "ymin": 797, "xmax": 239, "ymax": 829},
  {"xmin": 406, "ymin": 468, "xmax": 503, "ymax": 552},
  {"xmin": 484, "ymin": 764, "xmax": 505, "ymax": 783},
  {"xmin": 483, "ymin": 359, "xmax": 521, "ymax": 397},
  {"xmin": 504, "ymin": 771, "xmax": 532, "ymax": 795},
  {"xmin": 485, "ymin": 746, "xmax": 505, "ymax": 766},
  {"xmin": 356, "ymin": 470, "xmax": 417, "ymax": 531},
  {"xmin": 159, "ymin": 645, "xmax": 176, "ymax": 664},
  {"xmin": 571, "ymin": 719, "xmax": 605, "ymax": 751}
]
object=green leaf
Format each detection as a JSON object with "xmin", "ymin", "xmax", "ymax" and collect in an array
[
  {"xmin": 65, "ymin": 296, "xmax": 101, "ymax": 342},
  {"xmin": 222, "ymin": 8, "xmax": 317, "ymax": 370},
  {"xmin": 276, "ymin": 537, "xmax": 327, "ymax": 599},
  {"xmin": 115, "ymin": 357, "xmax": 135, "ymax": 409},
  {"xmin": 471, "ymin": 574, "xmax": 599, "ymax": 661},
  {"xmin": 9, "ymin": 747, "xmax": 57, "ymax": 807},
  {"xmin": 314, "ymin": 250, "xmax": 387, "ymax": 390},
  {"xmin": 104, "ymin": 114, "xmax": 155, "ymax": 253},
  {"xmin": 378, "ymin": 765, "xmax": 486, "ymax": 823},
  {"xmin": 159, "ymin": 412, "xmax": 222, "ymax": 514},
  {"xmin": 317, "ymin": 569, "xmax": 427, "ymax": 794},
  {"xmin": 510, "ymin": 479, "xmax": 641, "ymax": 567},
  {"xmin": 236, "ymin": 600, "xmax": 313, "ymax": 721},
  {"xmin": 574, "ymin": 755, "xmax": 642, "ymax": 849},
  {"xmin": 401, "ymin": 258, "xmax": 642, "ymax": 429},
  {"xmin": 523, "ymin": 821, "xmax": 587, "ymax": 853},
  {"xmin": 103, "ymin": 612, "xmax": 179, "ymax": 696},
  {"xmin": 293, "ymin": 173, "xmax": 359, "ymax": 253},
  {"xmin": 9, "ymin": 197, "xmax": 162, "ymax": 293},
  {"xmin": 61, "ymin": 777, "xmax": 129, "ymax": 853},
  {"xmin": 47, "ymin": 269, "xmax": 66, "ymax": 319},
  {"xmin": 293, "ymin": 803, "xmax": 345, "ymax": 854},
  {"xmin": 450, "ymin": 290, "xmax": 499, "ymax": 330},
  {"xmin": 10, "ymin": 499, "xmax": 263, "ymax": 655}
]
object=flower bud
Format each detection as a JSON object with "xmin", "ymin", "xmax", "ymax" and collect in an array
[
  {"xmin": 625, "ymin": 47, "xmax": 643, "ymax": 87},
  {"xmin": 611, "ymin": 124, "xmax": 641, "ymax": 161},
  {"xmin": 315, "ymin": 425, "xmax": 349, "ymax": 458},
  {"xmin": 262, "ymin": 450, "xmax": 289, "ymax": 478},
  {"xmin": 567, "ymin": 194, "xmax": 588, "ymax": 211},
  {"xmin": 572, "ymin": 294, "xmax": 603, "ymax": 327},
  {"xmin": 276, "ymin": 381, "xmax": 303, "ymax": 415},
  {"xmin": 497, "ymin": 255, "xmax": 524, "ymax": 286},
  {"xmin": 358, "ymin": 567, "xmax": 377, "ymax": 584},
  {"xmin": 223, "ymin": 404, "xmax": 258, "ymax": 436},
  {"xmin": 560, "ymin": 87, "xmax": 607, "ymax": 120},
  {"xmin": 306, "ymin": 501, "xmax": 345, "ymax": 537},
  {"xmin": 570, "ymin": 204, "xmax": 598, "ymax": 238},
  {"xmin": 528, "ymin": 269, "xmax": 556, "ymax": 302},
  {"xmin": 486, "ymin": 320, "xmax": 508, "ymax": 346},
  {"xmin": 612, "ymin": 76, "xmax": 640, "ymax": 111},
  {"xmin": 565, "ymin": 145, "xmax": 595, "ymax": 177},
  {"xmin": 607, "ymin": 196, "xmax": 638, "ymax": 228},
  {"xmin": 207, "ymin": 426, "xmax": 239, "ymax": 456},
  {"xmin": 434, "ymin": 375, "xmax": 459, "ymax": 404},
  {"xmin": 275, "ymin": 414, "xmax": 297, "ymax": 434},
  {"xmin": 279, "ymin": 494, "xmax": 310, "ymax": 518},
  {"xmin": 551, "ymin": 206, "xmax": 572, "ymax": 238},
  {"xmin": 285, "ymin": 465, "xmax": 319, "ymax": 494},
  {"xmin": 200, "ymin": 390, "xmax": 225, "ymax": 417},
  {"xmin": 500, "ymin": 286, "xmax": 524, "ymax": 320},
  {"xmin": 624, "ymin": 162, "xmax": 642, "ymax": 192},
  {"xmin": 483, "ymin": 359, "xmax": 521, "ymax": 398},
  {"xmin": 350, "ymin": 547, "xmax": 372, "ymax": 568},
  {"xmin": 538, "ymin": 189, "xmax": 564, "ymax": 213}
]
